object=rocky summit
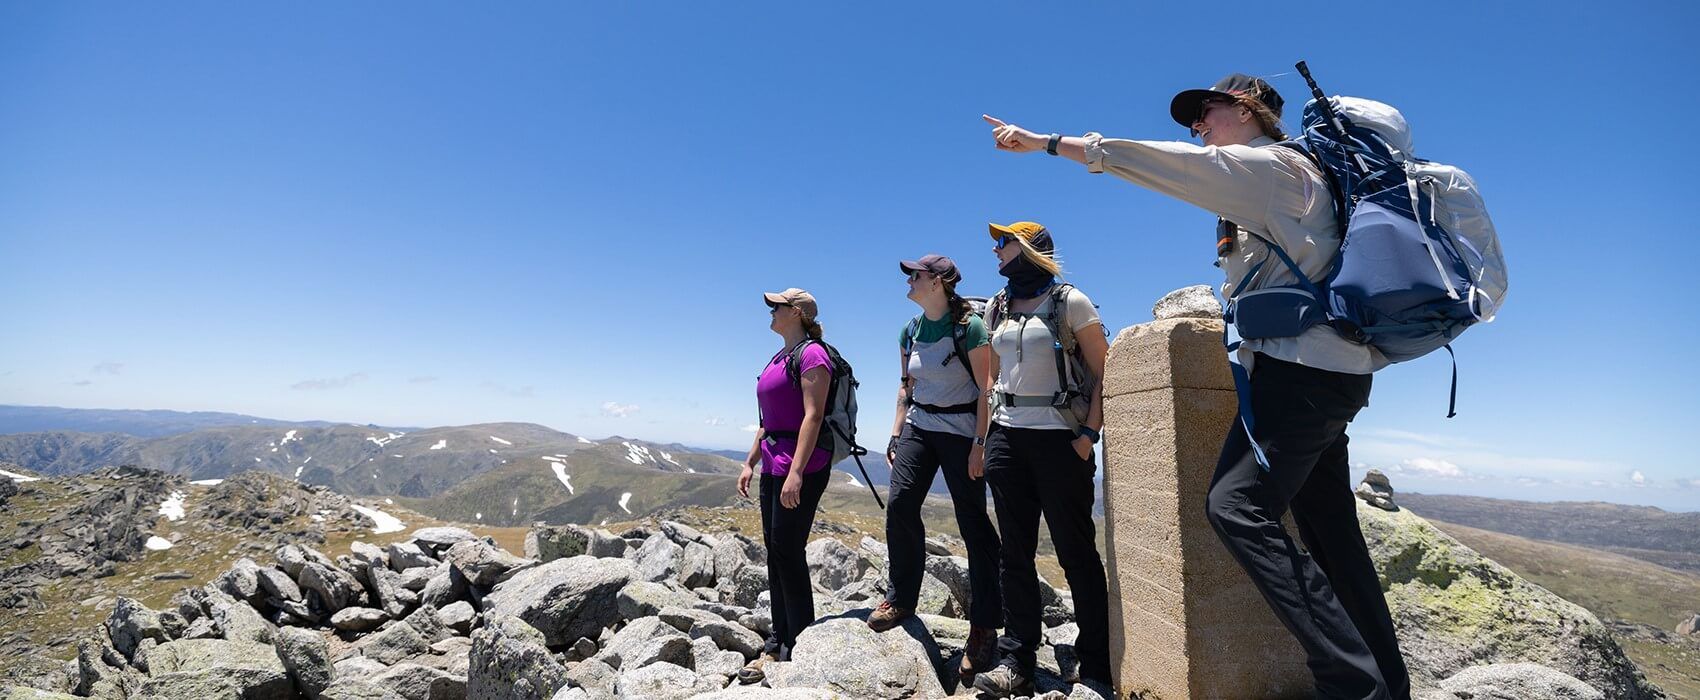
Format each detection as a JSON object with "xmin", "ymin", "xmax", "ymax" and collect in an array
[{"xmin": 0, "ymin": 469, "xmax": 1671, "ymax": 699}]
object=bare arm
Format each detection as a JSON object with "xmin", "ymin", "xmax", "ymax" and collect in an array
[
  {"xmin": 969, "ymin": 344, "xmax": 992, "ymax": 443},
  {"xmin": 891, "ymin": 348, "xmax": 909, "ymax": 441},
  {"xmin": 1076, "ymin": 323, "xmax": 1109, "ymax": 434},
  {"xmin": 789, "ymin": 365, "xmax": 831, "ymax": 474}
]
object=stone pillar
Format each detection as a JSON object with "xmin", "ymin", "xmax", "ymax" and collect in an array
[{"xmin": 1101, "ymin": 287, "xmax": 1309, "ymax": 699}]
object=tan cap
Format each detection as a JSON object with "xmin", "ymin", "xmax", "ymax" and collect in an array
[{"xmin": 762, "ymin": 288, "xmax": 818, "ymax": 320}]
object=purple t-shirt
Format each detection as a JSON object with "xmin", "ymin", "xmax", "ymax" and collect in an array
[{"xmin": 756, "ymin": 344, "xmax": 835, "ymax": 477}]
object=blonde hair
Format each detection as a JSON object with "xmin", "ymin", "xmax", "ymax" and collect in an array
[
  {"xmin": 802, "ymin": 317, "xmax": 823, "ymax": 340},
  {"xmin": 1010, "ymin": 234, "xmax": 1063, "ymax": 277}
]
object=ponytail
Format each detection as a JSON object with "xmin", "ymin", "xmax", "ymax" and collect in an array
[
  {"xmin": 803, "ymin": 318, "xmax": 824, "ymax": 340},
  {"xmin": 943, "ymin": 280, "xmax": 974, "ymax": 325}
]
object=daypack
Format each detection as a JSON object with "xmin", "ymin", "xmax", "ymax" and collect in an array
[
  {"xmin": 762, "ymin": 338, "xmax": 882, "ymax": 507},
  {"xmin": 1225, "ymin": 62, "xmax": 1509, "ymax": 418},
  {"xmin": 899, "ymin": 296, "xmax": 989, "ymax": 414},
  {"xmin": 986, "ymin": 285, "xmax": 1098, "ymax": 432}
]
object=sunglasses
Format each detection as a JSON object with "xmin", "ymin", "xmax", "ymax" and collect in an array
[
  {"xmin": 995, "ymin": 235, "xmax": 1014, "ymax": 250},
  {"xmin": 767, "ymin": 303, "xmax": 790, "ymax": 315},
  {"xmin": 1190, "ymin": 99, "xmax": 1235, "ymax": 137},
  {"xmin": 907, "ymin": 270, "xmax": 933, "ymax": 282}
]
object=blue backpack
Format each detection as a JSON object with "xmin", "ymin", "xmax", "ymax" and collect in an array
[{"xmin": 1226, "ymin": 62, "xmax": 1509, "ymax": 419}]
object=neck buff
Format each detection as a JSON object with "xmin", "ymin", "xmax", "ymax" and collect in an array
[{"xmin": 999, "ymin": 253, "xmax": 1055, "ymax": 299}]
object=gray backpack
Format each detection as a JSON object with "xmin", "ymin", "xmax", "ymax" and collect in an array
[{"xmin": 763, "ymin": 339, "xmax": 881, "ymax": 508}]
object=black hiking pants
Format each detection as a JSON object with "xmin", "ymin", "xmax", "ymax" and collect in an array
[
  {"xmin": 884, "ymin": 423, "xmax": 1003, "ymax": 628},
  {"xmin": 759, "ymin": 466, "xmax": 831, "ymax": 658},
  {"xmin": 1207, "ymin": 354, "xmax": 1410, "ymax": 700},
  {"xmin": 984, "ymin": 423, "xmax": 1111, "ymax": 683}
]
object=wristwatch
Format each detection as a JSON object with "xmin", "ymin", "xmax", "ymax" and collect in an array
[
  {"xmin": 1045, "ymin": 133, "xmax": 1062, "ymax": 156},
  {"xmin": 973, "ymin": 435, "xmax": 986, "ymax": 447},
  {"xmin": 1076, "ymin": 425, "xmax": 1101, "ymax": 444}
]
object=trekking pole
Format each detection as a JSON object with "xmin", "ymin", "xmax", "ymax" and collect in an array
[{"xmin": 1294, "ymin": 60, "xmax": 1371, "ymax": 174}]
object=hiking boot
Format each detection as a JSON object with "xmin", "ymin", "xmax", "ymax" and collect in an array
[
  {"xmin": 958, "ymin": 625, "xmax": 999, "ymax": 683},
  {"xmin": 972, "ymin": 660, "xmax": 1034, "ymax": 698},
  {"xmin": 866, "ymin": 600, "xmax": 913, "ymax": 633},
  {"xmin": 737, "ymin": 650, "xmax": 781, "ymax": 685}
]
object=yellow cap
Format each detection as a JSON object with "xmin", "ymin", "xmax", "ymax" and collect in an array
[{"xmin": 988, "ymin": 221, "xmax": 1053, "ymax": 252}]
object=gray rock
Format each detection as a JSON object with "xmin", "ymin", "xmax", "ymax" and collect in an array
[
  {"xmin": 728, "ymin": 567, "xmax": 767, "ymax": 609},
  {"xmin": 691, "ymin": 636, "xmax": 746, "ymax": 680},
  {"xmin": 1151, "ymin": 284, "xmax": 1222, "ymax": 320},
  {"xmin": 680, "ymin": 541, "xmax": 716, "ymax": 589},
  {"xmin": 331, "ymin": 607, "xmax": 389, "ymax": 633},
  {"xmin": 104, "ymin": 597, "xmax": 167, "ymax": 660},
  {"xmin": 618, "ymin": 580, "xmax": 700, "ymax": 621},
  {"xmin": 444, "ymin": 539, "xmax": 535, "ymax": 587},
  {"xmin": 403, "ymin": 604, "xmax": 452, "ymax": 644},
  {"xmin": 922, "ymin": 555, "xmax": 972, "ymax": 616},
  {"xmin": 419, "ymin": 565, "xmax": 467, "ymax": 609},
  {"xmin": 420, "ymin": 638, "xmax": 474, "ymax": 677},
  {"xmin": 1356, "ymin": 469, "xmax": 1398, "ymax": 511},
  {"xmin": 370, "ymin": 663, "xmax": 467, "ymax": 700},
  {"xmin": 564, "ymin": 637, "xmax": 598, "ymax": 663},
  {"xmin": 660, "ymin": 521, "xmax": 706, "ymax": 546},
  {"xmin": 710, "ymin": 535, "xmax": 754, "ymax": 584},
  {"xmin": 135, "ymin": 668, "xmax": 293, "ymax": 699},
  {"xmin": 1675, "ymin": 613, "xmax": 1698, "ymax": 636},
  {"xmin": 1358, "ymin": 500, "xmax": 1662, "ymax": 699},
  {"xmin": 216, "ymin": 558, "xmax": 266, "ymax": 604},
  {"xmin": 524, "ymin": 524, "xmax": 589, "ymax": 563},
  {"xmin": 764, "ymin": 615, "xmax": 945, "ymax": 699},
  {"xmin": 612, "ymin": 661, "xmax": 713, "ymax": 700},
  {"xmin": 206, "ymin": 590, "xmax": 277, "ymax": 644},
  {"xmin": 276, "ymin": 545, "xmax": 312, "ymax": 579},
  {"xmin": 321, "ymin": 680, "xmax": 406, "ymax": 700},
  {"xmin": 737, "ymin": 610, "xmax": 772, "ymax": 638},
  {"xmin": 147, "ymin": 638, "xmax": 286, "ymax": 674},
  {"xmin": 350, "ymin": 541, "xmax": 388, "ymax": 574},
  {"xmin": 300, "ymin": 562, "xmax": 363, "ymax": 613},
  {"xmin": 804, "ymin": 538, "xmax": 865, "ymax": 592},
  {"xmin": 658, "ymin": 605, "xmax": 723, "ymax": 633},
  {"xmin": 689, "ymin": 689, "xmax": 843, "ymax": 700},
  {"xmin": 593, "ymin": 617, "xmax": 677, "ymax": 669},
  {"xmin": 410, "ymin": 527, "xmax": 478, "ymax": 555},
  {"xmin": 369, "ymin": 565, "xmax": 411, "ymax": 618},
  {"xmin": 467, "ymin": 614, "xmax": 568, "ymax": 700},
  {"xmin": 395, "ymin": 566, "xmax": 436, "ymax": 592},
  {"xmin": 694, "ymin": 601, "xmax": 750, "ymax": 621},
  {"xmin": 1438, "ymin": 663, "xmax": 1605, "ymax": 699},
  {"xmin": 484, "ymin": 556, "xmax": 636, "ymax": 647},
  {"xmin": 0, "ymin": 687, "xmax": 80, "ymax": 699},
  {"xmin": 274, "ymin": 626, "xmax": 334, "ymax": 700},
  {"xmin": 563, "ymin": 658, "xmax": 616, "ymax": 692},
  {"xmin": 332, "ymin": 657, "xmax": 390, "ymax": 683},
  {"xmin": 356, "ymin": 621, "xmax": 431, "ymax": 666},
  {"xmin": 913, "ymin": 572, "xmax": 960, "ymax": 618},
  {"xmin": 585, "ymin": 528, "xmax": 628, "ymax": 558},
  {"xmin": 439, "ymin": 601, "xmax": 476, "ymax": 634},
  {"xmin": 921, "ymin": 537, "xmax": 953, "ymax": 557},
  {"xmin": 627, "ymin": 634, "xmax": 694, "ymax": 670},
  {"xmin": 388, "ymin": 542, "xmax": 441, "ymax": 572},
  {"xmin": 689, "ymin": 619, "xmax": 764, "ymax": 660},
  {"xmin": 1037, "ymin": 575, "xmax": 1073, "ymax": 628},
  {"xmin": 257, "ymin": 566, "xmax": 304, "ymax": 603},
  {"xmin": 633, "ymin": 533, "xmax": 684, "ymax": 583}
]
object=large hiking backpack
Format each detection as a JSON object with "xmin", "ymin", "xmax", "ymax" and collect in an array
[
  {"xmin": 899, "ymin": 296, "xmax": 990, "ymax": 414},
  {"xmin": 764, "ymin": 338, "xmax": 882, "ymax": 507},
  {"xmin": 987, "ymin": 285, "xmax": 1098, "ymax": 432},
  {"xmin": 1226, "ymin": 62, "xmax": 1509, "ymax": 417}
]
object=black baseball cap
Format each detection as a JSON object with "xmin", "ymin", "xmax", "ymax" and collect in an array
[
  {"xmin": 1169, "ymin": 73, "xmax": 1285, "ymax": 128},
  {"xmin": 899, "ymin": 254, "xmax": 962, "ymax": 284}
]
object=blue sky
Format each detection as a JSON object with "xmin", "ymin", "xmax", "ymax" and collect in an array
[{"xmin": 2, "ymin": 1, "xmax": 1695, "ymax": 510}]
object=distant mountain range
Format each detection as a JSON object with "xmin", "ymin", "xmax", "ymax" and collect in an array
[
  {"xmin": 1401, "ymin": 492, "xmax": 1700, "ymax": 573},
  {"xmin": 0, "ymin": 404, "xmax": 386, "ymax": 438}
]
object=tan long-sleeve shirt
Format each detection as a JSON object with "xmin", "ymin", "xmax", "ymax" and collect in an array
[{"xmin": 1082, "ymin": 133, "xmax": 1388, "ymax": 375}]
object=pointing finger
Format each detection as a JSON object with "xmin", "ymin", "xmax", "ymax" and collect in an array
[{"xmin": 982, "ymin": 114, "xmax": 1007, "ymax": 128}]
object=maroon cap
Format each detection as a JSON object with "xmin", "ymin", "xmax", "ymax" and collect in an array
[{"xmin": 899, "ymin": 254, "xmax": 961, "ymax": 284}]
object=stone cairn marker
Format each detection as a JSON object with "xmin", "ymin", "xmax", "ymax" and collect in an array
[{"xmin": 1101, "ymin": 285, "xmax": 1310, "ymax": 699}]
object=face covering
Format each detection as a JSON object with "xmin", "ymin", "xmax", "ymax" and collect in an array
[{"xmin": 999, "ymin": 253, "xmax": 1055, "ymax": 299}]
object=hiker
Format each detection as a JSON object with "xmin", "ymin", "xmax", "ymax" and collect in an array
[
  {"xmin": 984, "ymin": 74, "xmax": 1412, "ymax": 700},
  {"xmin": 736, "ymin": 287, "xmax": 835, "ymax": 683},
  {"xmin": 869, "ymin": 253, "xmax": 1003, "ymax": 683},
  {"xmin": 972, "ymin": 222, "xmax": 1112, "ymax": 697}
]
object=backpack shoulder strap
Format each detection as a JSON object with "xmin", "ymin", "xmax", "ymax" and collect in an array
[
  {"xmin": 784, "ymin": 339, "xmax": 816, "ymax": 388},
  {"xmin": 1046, "ymin": 284, "xmax": 1076, "ymax": 396},
  {"xmin": 950, "ymin": 316, "xmax": 979, "ymax": 390}
]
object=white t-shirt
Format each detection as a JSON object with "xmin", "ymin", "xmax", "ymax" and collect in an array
[{"xmin": 989, "ymin": 286, "xmax": 1101, "ymax": 431}]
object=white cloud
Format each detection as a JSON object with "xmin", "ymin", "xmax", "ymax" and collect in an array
[
  {"xmin": 601, "ymin": 401, "xmax": 640, "ymax": 418},
  {"xmin": 704, "ymin": 417, "xmax": 727, "ymax": 426},
  {"xmin": 1397, "ymin": 457, "xmax": 1465, "ymax": 479},
  {"xmin": 292, "ymin": 372, "xmax": 368, "ymax": 391},
  {"xmin": 741, "ymin": 424, "xmax": 760, "ymax": 433},
  {"xmin": 1630, "ymin": 470, "xmax": 1647, "ymax": 487}
]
